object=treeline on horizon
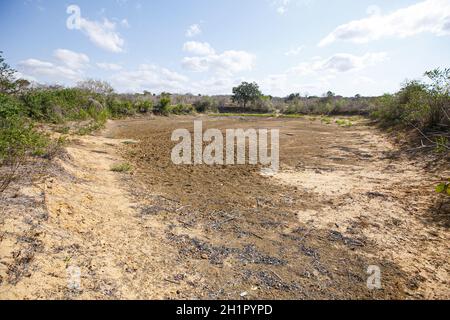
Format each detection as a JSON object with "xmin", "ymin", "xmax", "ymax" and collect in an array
[
  {"xmin": 2, "ymin": 70, "xmax": 449, "ymax": 121},
  {"xmin": 1, "ymin": 50, "xmax": 449, "ymax": 193}
]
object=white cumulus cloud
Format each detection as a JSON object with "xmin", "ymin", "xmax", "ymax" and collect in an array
[
  {"xmin": 112, "ymin": 64, "xmax": 189, "ymax": 93},
  {"xmin": 54, "ymin": 49, "xmax": 90, "ymax": 69},
  {"xmin": 66, "ymin": 5, "xmax": 125, "ymax": 53},
  {"xmin": 17, "ymin": 49, "xmax": 91, "ymax": 83},
  {"xmin": 97, "ymin": 62, "xmax": 123, "ymax": 71},
  {"xmin": 183, "ymin": 41, "xmax": 216, "ymax": 56},
  {"xmin": 182, "ymin": 42, "xmax": 255, "ymax": 76},
  {"xmin": 285, "ymin": 45, "xmax": 304, "ymax": 56},
  {"xmin": 275, "ymin": 0, "xmax": 291, "ymax": 15},
  {"xmin": 290, "ymin": 52, "xmax": 388, "ymax": 75},
  {"xmin": 319, "ymin": 0, "xmax": 450, "ymax": 46},
  {"xmin": 186, "ymin": 24, "xmax": 202, "ymax": 37},
  {"xmin": 18, "ymin": 58, "xmax": 82, "ymax": 81}
]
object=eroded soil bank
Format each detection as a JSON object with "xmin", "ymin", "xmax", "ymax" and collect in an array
[{"xmin": 1, "ymin": 116, "xmax": 448, "ymax": 299}]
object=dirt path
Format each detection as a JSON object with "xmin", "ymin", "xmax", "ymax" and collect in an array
[{"xmin": 1, "ymin": 116, "xmax": 448, "ymax": 299}]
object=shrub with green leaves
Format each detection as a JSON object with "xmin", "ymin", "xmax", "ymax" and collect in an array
[
  {"xmin": 20, "ymin": 88, "xmax": 92, "ymax": 122},
  {"xmin": 0, "ymin": 115, "xmax": 49, "ymax": 192},
  {"xmin": 336, "ymin": 119, "xmax": 353, "ymax": 127},
  {"xmin": 110, "ymin": 162, "xmax": 132, "ymax": 172},
  {"xmin": 136, "ymin": 100, "xmax": 153, "ymax": 113},
  {"xmin": 371, "ymin": 68, "xmax": 450, "ymax": 131},
  {"xmin": 0, "ymin": 94, "xmax": 49, "ymax": 162},
  {"xmin": 169, "ymin": 103, "xmax": 195, "ymax": 115},
  {"xmin": 155, "ymin": 95, "xmax": 171, "ymax": 115},
  {"xmin": 436, "ymin": 181, "xmax": 450, "ymax": 196},
  {"xmin": 252, "ymin": 96, "xmax": 275, "ymax": 113},
  {"xmin": 284, "ymin": 99, "xmax": 307, "ymax": 114},
  {"xmin": 0, "ymin": 116, "xmax": 47, "ymax": 162},
  {"xmin": 107, "ymin": 98, "xmax": 135, "ymax": 117},
  {"xmin": 193, "ymin": 97, "xmax": 218, "ymax": 113},
  {"xmin": 0, "ymin": 93, "xmax": 24, "ymax": 118}
]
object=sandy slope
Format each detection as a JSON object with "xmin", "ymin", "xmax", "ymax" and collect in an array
[{"xmin": 0, "ymin": 130, "xmax": 181, "ymax": 299}]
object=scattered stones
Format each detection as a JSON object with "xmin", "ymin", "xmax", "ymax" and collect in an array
[
  {"xmin": 140, "ymin": 205, "xmax": 170, "ymax": 216},
  {"xmin": 366, "ymin": 191, "xmax": 388, "ymax": 199},
  {"xmin": 238, "ymin": 245, "xmax": 286, "ymax": 266},
  {"xmin": 300, "ymin": 244, "xmax": 320, "ymax": 260},
  {"xmin": 328, "ymin": 230, "xmax": 365, "ymax": 248}
]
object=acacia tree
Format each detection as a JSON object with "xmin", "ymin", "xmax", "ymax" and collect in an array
[{"xmin": 232, "ymin": 82, "xmax": 262, "ymax": 108}]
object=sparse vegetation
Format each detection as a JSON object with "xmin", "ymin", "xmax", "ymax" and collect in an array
[
  {"xmin": 320, "ymin": 116, "xmax": 332, "ymax": 124},
  {"xmin": 370, "ymin": 68, "xmax": 449, "ymax": 152},
  {"xmin": 1, "ymin": 48, "xmax": 448, "ymax": 196},
  {"xmin": 281, "ymin": 91, "xmax": 375, "ymax": 116},
  {"xmin": 168, "ymin": 103, "xmax": 195, "ymax": 115},
  {"xmin": 280, "ymin": 114, "xmax": 303, "ymax": 119},
  {"xmin": 209, "ymin": 113, "xmax": 276, "ymax": 118},
  {"xmin": 0, "ymin": 115, "xmax": 49, "ymax": 193},
  {"xmin": 0, "ymin": 53, "xmax": 50, "ymax": 193},
  {"xmin": 1, "ymin": 46, "xmax": 449, "ymax": 301},
  {"xmin": 435, "ymin": 180, "xmax": 450, "ymax": 213},
  {"xmin": 110, "ymin": 162, "xmax": 132, "ymax": 172},
  {"xmin": 336, "ymin": 119, "xmax": 353, "ymax": 127},
  {"xmin": 436, "ymin": 181, "xmax": 450, "ymax": 196},
  {"xmin": 193, "ymin": 97, "xmax": 218, "ymax": 113},
  {"xmin": 154, "ymin": 93, "xmax": 172, "ymax": 115}
]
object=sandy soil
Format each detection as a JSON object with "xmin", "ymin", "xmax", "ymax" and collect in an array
[{"xmin": 0, "ymin": 115, "xmax": 448, "ymax": 299}]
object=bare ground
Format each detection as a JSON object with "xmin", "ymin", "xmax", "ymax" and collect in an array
[{"xmin": 0, "ymin": 115, "xmax": 448, "ymax": 299}]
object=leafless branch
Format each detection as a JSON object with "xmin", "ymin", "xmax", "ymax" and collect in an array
[{"xmin": 407, "ymin": 121, "xmax": 450, "ymax": 151}]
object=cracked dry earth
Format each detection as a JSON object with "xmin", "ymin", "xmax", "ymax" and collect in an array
[{"xmin": 1, "ymin": 116, "xmax": 449, "ymax": 299}]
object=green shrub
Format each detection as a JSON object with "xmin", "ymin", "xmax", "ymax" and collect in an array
[
  {"xmin": 320, "ymin": 116, "xmax": 332, "ymax": 124},
  {"xmin": 436, "ymin": 181, "xmax": 450, "ymax": 196},
  {"xmin": 284, "ymin": 98, "xmax": 309, "ymax": 114},
  {"xmin": 0, "ymin": 115, "xmax": 49, "ymax": 192},
  {"xmin": 136, "ymin": 100, "xmax": 153, "ymax": 113},
  {"xmin": 0, "ymin": 93, "xmax": 24, "ymax": 118},
  {"xmin": 155, "ymin": 96, "xmax": 171, "ymax": 115},
  {"xmin": 110, "ymin": 162, "xmax": 132, "ymax": 172},
  {"xmin": 251, "ymin": 96, "xmax": 275, "ymax": 113},
  {"xmin": 76, "ymin": 120, "xmax": 105, "ymax": 136},
  {"xmin": 21, "ymin": 88, "xmax": 91, "ymax": 122},
  {"xmin": 336, "ymin": 119, "xmax": 353, "ymax": 127},
  {"xmin": 0, "ymin": 116, "xmax": 47, "ymax": 161},
  {"xmin": 371, "ymin": 69, "xmax": 450, "ymax": 131},
  {"xmin": 193, "ymin": 97, "xmax": 218, "ymax": 113},
  {"xmin": 435, "ymin": 136, "xmax": 449, "ymax": 153},
  {"xmin": 107, "ymin": 98, "xmax": 135, "ymax": 117},
  {"xmin": 91, "ymin": 108, "xmax": 110, "ymax": 124},
  {"xmin": 169, "ymin": 103, "xmax": 195, "ymax": 115}
]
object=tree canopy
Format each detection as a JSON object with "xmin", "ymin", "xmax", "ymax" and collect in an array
[
  {"xmin": 231, "ymin": 82, "xmax": 262, "ymax": 108},
  {"xmin": 0, "ymin": 51, "xmax": 20, "ymax": 94}
]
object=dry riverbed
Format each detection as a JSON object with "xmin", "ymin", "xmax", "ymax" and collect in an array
[{"xmin": 0, "ymin": 115, "xmax": 448, "ymax": 299}]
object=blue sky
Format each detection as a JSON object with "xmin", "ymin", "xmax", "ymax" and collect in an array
[{"xmin": 1, "ymin": 0, "xmax": 449, "ymax": 96}]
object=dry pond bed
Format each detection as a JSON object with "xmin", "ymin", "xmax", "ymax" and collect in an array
[{"xmin": 1, "ymin": 115, "xmax": 448, "ymax": 299}]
